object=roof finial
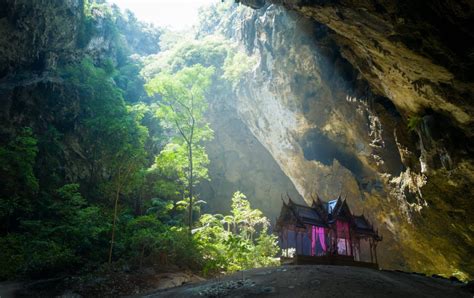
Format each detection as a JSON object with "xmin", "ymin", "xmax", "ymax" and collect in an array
[
  {"xmin": 316, "ymin": 193, "xmax": 325, "ymax": 206},
  {"xmin": 286, "ymin": 192, "xmax": 294, "ymax": 204}
]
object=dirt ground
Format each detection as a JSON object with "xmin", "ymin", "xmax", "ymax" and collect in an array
[
  {"xmin": 0, "ymin": 269, "xmax": 203, "ymax": 297},
  {"xmin": 144, "ymin": 265, "xmax": 472, "ymax": 298}
]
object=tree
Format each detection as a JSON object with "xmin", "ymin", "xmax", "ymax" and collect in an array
[
  {"xmin": 105, "ymin": 105, "xmax": 148, "ymax": 264},
  {"xmin": 231, "ymin": 191, "xmax": 269, "ymax": 241},
  {"xmin": 126, "ymin": 215, "xmax": 164, "ymax": 268},
  {"xmin": 194, "ymin": 191, "xmax": 279, "ymax": 274},
  {"xmin": 107, "ymin": 151, "xmax": 145, "ymax": 264},
  {"xmin": 146, "ymin": 64, "xmax": 214, "ymax": 231},
  {"xmin": 61, "ymin": 57, "xmax": 148, "ymax": 264},
  {"xmin": 0, "ymin": 127, "xmax": 38, "ymax": 233}
]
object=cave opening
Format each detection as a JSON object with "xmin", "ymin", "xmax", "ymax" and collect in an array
[
  {"xmin": 0, "ymin": 0, "xmax": 473, "ymax": 294},
  {"xmin": 299, "ymin": 129, "xmax": 365, "ymax": 178}
]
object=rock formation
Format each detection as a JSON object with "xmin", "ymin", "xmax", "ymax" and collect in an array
[{"xmin": 209, "ymin": 1, "xmax": 474, "ymax": 278}]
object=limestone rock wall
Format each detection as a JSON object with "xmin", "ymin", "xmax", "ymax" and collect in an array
[
  {"xmin": 0, "ymin": 0, "xmax": 83, "ymax": 78},
  {"xmin": 199, "ymin": 89, "xmax": 304, "ymax": 219},
  {"xmin": 220, "ymin": 2, "xmax": 473, "ymax": 278}
]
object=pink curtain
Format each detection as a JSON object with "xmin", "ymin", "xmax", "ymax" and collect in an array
[
  {"xmin": 311, "ymin": 226, "xmax": 327, "ymax": 255},
  {"xmin": 317, "ymin": 227, "xmax": 327, "ymax": 252}
]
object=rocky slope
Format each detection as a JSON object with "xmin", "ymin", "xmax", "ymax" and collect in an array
[{"xmin": 208, "ymin": 1, "xmax": 474, "ymax": 278}]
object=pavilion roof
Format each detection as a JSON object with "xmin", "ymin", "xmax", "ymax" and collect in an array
[
  {"xmin": 277, "ymin": 194, "xmax": 381, "ymax": 240},
  {"xmin": 290, "ymin": 202, "xmax": 326, "ymax": 226}
]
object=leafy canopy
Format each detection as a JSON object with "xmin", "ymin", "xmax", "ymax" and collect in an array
[
  {"xmin": 146, "ymin": 64, "xmax": 215, "ymax": 144},
  {"xmin": 146, "ymin": 64, "xmax": 215, "ymax": 228},
  {"xmin": 194, "ymin": 192, "xmax": 279, "ymax": 275}
]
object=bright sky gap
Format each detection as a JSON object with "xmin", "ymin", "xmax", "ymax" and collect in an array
[{"xmin": 109, "ymin": 0, "xmax": 217, "ymax": 30}]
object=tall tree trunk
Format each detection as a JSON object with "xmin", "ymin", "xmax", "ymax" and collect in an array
[
  {"xmin": 188, "ymin": 141, "xmax": 193, "ymax": 232},
  {"xmin": 108, "ymin": 163, "xmax": 132, "ymax": 264},
  {"xmin": 108, "ymin": 180, "xmax": 121, "ymax": 264}
]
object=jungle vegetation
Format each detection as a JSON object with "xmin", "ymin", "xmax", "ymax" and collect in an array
[{"xmin": 0, "ymin": 1, "xmax": 277, "ymax": 280}]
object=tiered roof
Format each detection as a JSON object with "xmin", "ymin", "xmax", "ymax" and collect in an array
[{"xmin": 276, "ymin": 195, "xmax": 381, "ymax": 240}]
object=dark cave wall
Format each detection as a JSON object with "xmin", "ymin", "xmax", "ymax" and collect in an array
[
  {"xmin": 0, "ymin": 0, "xmax": 159, "ymax": 200},
  {"xmin": 0, "ymin": 0, "xmax": 83, "ymax": 78},
  {"xmin": 0, "ymin": 0, "xmax": 86, "ymax": 189}
]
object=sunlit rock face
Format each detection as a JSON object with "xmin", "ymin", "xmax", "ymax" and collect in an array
[
  {"xmin": 198, "ymin": 90, "xmax": 304, "ymax": 219},
  {"xmin": 219, "ymin": 2, "xmax": 473, "ymax": 278}
]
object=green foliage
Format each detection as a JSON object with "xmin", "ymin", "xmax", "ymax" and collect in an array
[
  {"xmin": 142, "ymin": 36, "xmax": 229, "ymax": 80},
  {"xmin": 223, "ymin": 51, "xmax": 256, "ymax": 85},
  {"xmin": 0, "ymin": 56, "xmax": 153, "ymax": 279},
  {"xmin": 145, "ymin": 63, "xmax": 215, "ymax": 154},
  {"xmin": 141, "ymin": 33, "xmax": 254, "ymax": 115},
  {"xmin": 78, "ymin": 1, "xmax": 117, "ymax": 49},
  {"xmin": 408, "ymin": 115, "xmax": 423, "ymax": 132},
  {"xmin": 126, "ymin": 215, "xmax": 164, "ymax": 266},
  {"xmin": 154, "ymin": 142, "xmax": 210, "ymax": 192},
  {"xmin": 158, "ymin": 226, "xmax": 203, "ymax": 269},
  {"xmin": 146, "ymin": 198, "xmax": 174, "ymax": 223},
  {"xmin": 146, "ymin": 64, "xmax": 215, "ymax": 228},
  {"xmin": 0, "ymin": 3, "xmax": 278, "ymax": 281},
  {"xmin": 124, "ymin": 213, "xmax": 202, "ymax": 269},
  {"xmin": 0, "ymin": 234, "xmax": 24, "ymax": 279},
  {"xmin": 102, "ymin": 58, "xmax": 116, "ymax": 75},
  {"xmin": 21, "ymin": 240, "xmax": 76, "ymax": 279},
  {"xmin": 0, "ymin": 127, "xmax": 38, "ymax": 231},
  {"xmin": 146, "ymin": 65, "xmax": 215, "ymax": 134},
  {"xmin": 230, "ymin": 191, "xmax": 269, "ymax": 240},
  {"xmin": 36, "ymin": 125, "xmax": 64, "ymax": 189},
  {"xmin": 77, "ymin": 1, "xmax": 95, "ymax": 48},
  {"xmin": 0, "ymin": 184, "xmax": 110, "ymax": 278},
  {"xmin": 60, "ymin": 57, "xmax": 148, "ymax": 200},
  {"xmin": 115, "ymin": 61, "xmax": 147, "ymax": 102},
  {"xmin": 0, "ymin": 128, "xmax": 38, "ymax": 194},
  {"xmin": 194, "ymin": 192, "xmax": 279, "ymax": 275}
]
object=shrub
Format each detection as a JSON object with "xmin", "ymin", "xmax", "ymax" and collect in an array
[
  {"xmin": 0, "ymin": 234, "xmax": 25, "ymax": 279},
  {"xmin": 194, "ymin": 192, "xmax": 280, "ymax": 276},
  {"xmin": 408, "ymin": 115, "xmax": 423, "ymax": 132}
]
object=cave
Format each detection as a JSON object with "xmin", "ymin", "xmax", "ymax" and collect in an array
[
  {"xmin": 300, "ymin": 129, "xmax": 366, "ymax": 178},
  {"xmin": 0, "ymin": 0, "xmax": 472, "ymax": 296}
]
